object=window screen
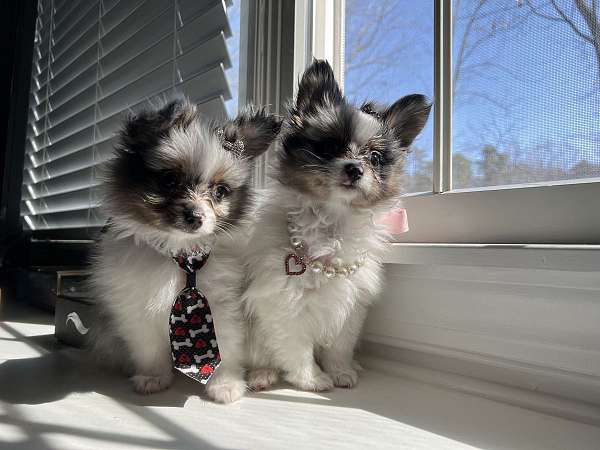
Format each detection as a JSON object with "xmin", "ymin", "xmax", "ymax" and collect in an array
[
  {"xmin": 452, "ymin": 0, "xmax": 600, "ymax": 189},
  {"xmin": 22, "ymin": 0, "xmax": 237, "ymax": 232}
]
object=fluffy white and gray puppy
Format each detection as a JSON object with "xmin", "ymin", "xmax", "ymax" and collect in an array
[
  {"xmin": 90, "ymin": 98, "xmax": 280, "ymax": 403},
  {"xmin": 243, "ymin": 60, "xmax": 431, "ymax": 391}
]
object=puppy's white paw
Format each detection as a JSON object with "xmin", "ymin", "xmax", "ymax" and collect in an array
[
  {"xmin": 327, "ymin": 367, "xmax": 359, "ymax": 388},
  {"xmin": 131, "ymin": 373, "xmax": 172, "ymax": 395},
  {"xmin": 206, "ymin": 378, "xmax": 247, "ymax": 404},
  {"xmin": 248, "ymin": 368, "xmax": 279, "ymax": 391},
  {"xmin": 286, "ymin": 371, "xmax": 334, "ymax": 392}
]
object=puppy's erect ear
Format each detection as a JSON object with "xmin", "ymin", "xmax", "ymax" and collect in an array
[
  {"xmin": 221, "ymin": 106, "xmax": 282, "ymax": 159},
  {"xmin": 293, "ymin": 59, "xmax": 343, "ymax": 116},
  {"xmin": 381, "ymin": 94, "xmax": 432, "ymax": 148},
  {"xmin": 120, "ymin": 98, "xmax": 197, "ymax": 154}
]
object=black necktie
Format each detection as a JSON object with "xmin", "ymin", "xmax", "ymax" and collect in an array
[{"xmin": 169, "ymin": 248, "xmax": 220, "ymax": 383}]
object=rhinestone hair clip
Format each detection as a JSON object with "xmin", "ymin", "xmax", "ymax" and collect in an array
[
  {"xmin": 216, "ymin": 128, "xmax": 245, "ymax": 156},
  {"xmin": 360, "ymin": 103, "xmax": 383, "ymax": 121}
]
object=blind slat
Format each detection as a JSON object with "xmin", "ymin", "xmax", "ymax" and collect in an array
[
  {"xmin": 26, "ymin": 138, "xmax": 116, "ymax": 182},
  {"xmin": 27, "ymin": 92, "xmax": 226, "ymax": 171},
  {"xmin": 37, "ymin": 4, "xmax": 97, "ymax": 79},
  {"xmin": 33, "ymin": 0, "xmax": 227, "ymax": 96},
  {"xmin": 33, "ymin": 32, "xmax": 230, "ymax": 143},
  {"xmin": 37, "ymin": 0, "xmax": 82, "ymax": 45},
  {"xmin": 26, "ymin": 166, "xmax": 100, "ymax": 200},
  {"xmin": 195, "ymin": 96, "xmax": 228, "ymax": 121},
  {"xmin": 23, "ymin": 188, "xmax": 99, "ymax": 216},
  {"xmin": 52, "ymin": 3, "xmax": 100, "ymax": 61},
  {"xmin": 24, "ymin": 208, "xmax": 104, "ymax": 230},
  {"xmin": 35, "ymin": 0, "xmax": 174, "ymax": 96},
  {"xmin": 38, "ymin": 1, "xmax": 98, "ymax": 63},
  {"xmin": 44, "ymin": 1, "xmax": 164, "ymax": 78}
]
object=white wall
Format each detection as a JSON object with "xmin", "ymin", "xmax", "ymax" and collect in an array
[{"xmin": 362, "ymin": 247, "xmax": 600, "ymax": 406}]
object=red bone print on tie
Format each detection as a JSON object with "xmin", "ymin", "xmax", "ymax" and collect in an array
[
  {"xmin": 190, "ymin": 314, "xmax": 202, "ymax": 324},
  {"xmin": 178, "ymin": 353, "xmax": 191, "ymax": 365},
  {"xmin": 174, "ymin": 327, "xmax": 186, "ymax": 337}
]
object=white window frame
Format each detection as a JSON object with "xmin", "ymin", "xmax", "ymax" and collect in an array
[
  {"xmin": 297, "ymin": 0, "xmax": 600, "ymax": 245},
  {"xmin": 239, "ymin": 0, "xmax": 296, "ymax": 186}
]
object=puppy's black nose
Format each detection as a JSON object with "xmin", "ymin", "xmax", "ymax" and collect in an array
[
  {"xmin": 183, "ymin": 209, "xmax": 203, "ymax": 230},
  {"xmin": 344, "ymin": 162, "xmax": 364, "ymax": 183}
]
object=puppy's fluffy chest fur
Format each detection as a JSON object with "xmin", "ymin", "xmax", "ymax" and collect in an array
[
  {"xmin": 244, "ymin": 188, "xmax": 387, "ymax": 344},
  {"xmin": 95, "ymin": 234, "xmax": 244, "ymax": 318}
]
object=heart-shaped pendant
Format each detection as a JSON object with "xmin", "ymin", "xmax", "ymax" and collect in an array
[{"xmin": 285, "ymin": 253, "xmax": 307, "ymax": 276}]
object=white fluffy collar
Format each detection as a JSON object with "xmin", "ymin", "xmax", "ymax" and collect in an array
[{"xmin": 273, "ymin": 186, "xmax": 389, "ymax": 260}]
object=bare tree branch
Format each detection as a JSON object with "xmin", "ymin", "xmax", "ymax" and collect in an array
[
  {"xmin": 453, "ymin": 0, "xmax": 528, "ymax": 104},
  {"xmin": 550, "ymin": 0, "xmax": 594, "ymax": 43},
  {"xmin": 345, "ymin": 0, "xmax": 422, "ymax": 98},
  {"xmin": 526, "ymin": 0, "xmax": 600, "ymax": 79},
  {"xmin": 460, "ymin": 90, "xmax": 512, "ymax": 113},
  {"xmin": 525, "ymin": 0, "xmax": 566, "ymax": 22},
  {"xmin": 574, "ymin": 0, "xmax": 599, "ymax": 44},
  {"xmin": 453, "ymin": 0, "xmax": 489, "ymax": 97}
]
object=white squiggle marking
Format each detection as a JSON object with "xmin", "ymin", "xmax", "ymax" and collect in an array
[{"xmin": 66, "ymin": 312, "xmax": 90, "ymax": 335}]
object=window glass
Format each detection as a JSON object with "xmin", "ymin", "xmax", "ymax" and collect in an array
[{"xmin": 452, "ymin": 0, "xmax": 600, "ymax": 189}]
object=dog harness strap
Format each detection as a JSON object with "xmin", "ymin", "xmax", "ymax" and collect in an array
[{"xmin": 169, "ymin": 249, "xmax": 220, "ymax": 384}]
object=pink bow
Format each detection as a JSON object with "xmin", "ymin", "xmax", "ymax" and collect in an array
[{"xmin": 376, "ymin": 208, "xmax": 409, "ymax": 235}]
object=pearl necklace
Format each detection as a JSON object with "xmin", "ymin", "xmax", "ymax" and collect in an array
[{"xmin": 284, "ymin": 212, "xmax": 367, "ymax": 278}]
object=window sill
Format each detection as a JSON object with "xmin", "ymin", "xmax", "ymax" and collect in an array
[
  {"xmin": 395, "ymin": 181, "xmax": 600, "ymax": 244},
  {"xmin": 1, "ymin": 305, "xmax": 599, "ymax": 449},
  {"xmin": 383, "ymin": 243, "xmax": 600, "ymax": 271}
]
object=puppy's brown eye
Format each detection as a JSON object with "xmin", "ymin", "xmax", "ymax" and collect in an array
[
  {"xmin": 213, "ymin": 184, "xmax": 231, "ymax": 201},
  {"xmin": 370, "ymin": 151, "xmax": 382, "ymax": 167},
  {"xmin": 161, "ymin": 170, "xmax": 180, "ymax": 189}
]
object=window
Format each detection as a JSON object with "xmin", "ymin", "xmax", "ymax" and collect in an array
[
  {"xmin": 337, "ymin": 0, "xmax": 600, "ymax": 243},
  {"xmin": 21, "ymin": 0, "xmax": 240, "ymax": 234},
  {"xmin": 18, "ymin": 0, "xmax": 600, "ymax": 243},
  {"xmin": 452, "ymin": 0, "xmax": 600, "ymax": 189}
]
